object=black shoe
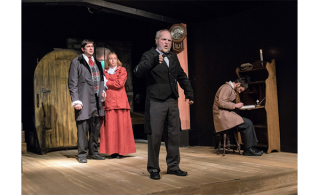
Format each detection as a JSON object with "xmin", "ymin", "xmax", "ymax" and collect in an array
[
  {"xmin": 117, "ymin": 155, "xmax": 124, "ymax": 159},
  {"xmin": 150, "ymin": 170, "xmax": 160, "ymax": 180},
  {"xmin": 88, "ymin": 155, "xmax": 105, "ymax": 160},
  {"xmin": 78, "ymin": 157, "xmax": 87, "ymax": 163},
  {"xmin": 253, "ymin": 147, "xmax": 264, "ymax": 155},
  {"xmin": 167, "ymin": 169, "xmax": 188, "ymax": 176},
  {"xmin": 109, "ymin": 153, "xmax": 119, "ymax": 159},
  {"xmin": 243, "ymin": 147, "xmax": 263, "ymax": 156}
]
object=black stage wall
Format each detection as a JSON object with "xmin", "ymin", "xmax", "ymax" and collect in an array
[
  {"xmin": 22, "ymin": 2, "xmax": 297, "ymax": 153},
  {"xmin": 187, "ymin": 2, "xmax": 297, "ymax": 153},
  {"xmin": 22, "ymin": 5, "xmax": 169, "ymax": 150}
]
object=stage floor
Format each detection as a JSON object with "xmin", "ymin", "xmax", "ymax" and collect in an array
[{"xmin": 22, "ymin": 142, "xmax": 297, "ymax": 195}]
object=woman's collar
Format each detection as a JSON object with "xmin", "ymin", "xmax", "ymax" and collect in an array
[{"xmin": 110, "ymin": 65, "xmax": 117, "ymax": 70}]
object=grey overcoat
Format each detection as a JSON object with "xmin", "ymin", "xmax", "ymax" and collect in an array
[{"xmin": 68, "ymin": 54, "xmax": 105, "ymax": 121}]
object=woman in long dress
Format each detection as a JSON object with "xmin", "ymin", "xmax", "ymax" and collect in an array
[{"xmin": 100, "ymin": 52, "xmax": 136, "ymax": 158}]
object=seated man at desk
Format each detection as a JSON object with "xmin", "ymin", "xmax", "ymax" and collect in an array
[{"xmin": 212, "ymin": 79, "xmax": 263, "ymax": 156}]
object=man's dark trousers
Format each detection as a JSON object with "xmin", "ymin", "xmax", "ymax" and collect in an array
[
  {"xmin": 76, "ymin": 95, "xmax": 102, "ymax": 158},
  {"xmin": 76, "ymin": 117, "xmax": 101, "ymax": 158},
  {"xmin": 147, "ymin": 97, "xmax": 181, "ymax": 173},
  {"xmin": 237, "ymin": 117, "xmax": 258, "ymax": 149}
]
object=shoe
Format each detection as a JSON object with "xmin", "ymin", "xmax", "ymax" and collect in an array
[
  {"xmin": 243, "ymin": 147, "xmax": 263, "ymax": 156},
  {"xmin": 78, "ymin": 157, "xmax": 87, "ymax": 163},
  {"xmin": 167, "ymin": 169, "xmax": 188, "ymax": 176},
  {"xmin": 109, "ymin": 153, "xmax": 119, "ymax": 159},
  {"xmin": 253, "ymin": 147, "xmax": 264, "ymax": 155},
  {"xmin": 88, "ymin": 155, "xmax": 105, "ymax": 160},
  {"xmin": 117, "ymin": 155, "xmax": 124, "ymax": 159},
  {"xmin": 150, "ymin": 170, "xmax": 160, "ymax": 180}
]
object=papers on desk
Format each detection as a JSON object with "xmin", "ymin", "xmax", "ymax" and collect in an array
[{"xmin": 240, "ymin": 105, "xmax": 255, "ymax": 110}]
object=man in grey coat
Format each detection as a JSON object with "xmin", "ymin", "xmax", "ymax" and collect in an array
[{"xmin": 68, "ymin": 39, "xmax": 106, "ymax": 163}]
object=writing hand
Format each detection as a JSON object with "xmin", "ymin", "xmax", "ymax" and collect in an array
[{"xmin": 235, "ymin": 102, "xmax": 243, "ymax": 108}]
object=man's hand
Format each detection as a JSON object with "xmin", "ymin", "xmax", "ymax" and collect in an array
[
  {"xmin": 186, "ymin": 99, "xmax": 194, "ymax": 105},
  {"xmin": 159, "ymin": 55, "xmax": 163, "ymax": 64},
  {"xmin": 235, "ymin": 102, "xmax": 243, "ymax": 108},
  {"xmin": 75, "ymin": 104, "xmax": 82, "ymax": 110}
]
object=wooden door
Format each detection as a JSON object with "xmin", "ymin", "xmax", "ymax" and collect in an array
[{"xmin": 34, "ymin": 50, "xmax": 79, "ymax": 152}]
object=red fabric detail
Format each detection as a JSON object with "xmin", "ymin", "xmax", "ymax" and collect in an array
[
  {"xmin": 88, "ymin": 57, "xmax": 94, "ymax": 67},
  {"xmin": 103, "ymin": 67, "xmax": 130, "ymax": 110},
  {"xmin": 100, "ymin": 109, "xmax": 136, "ymax": 155},
  {"xmin": 92, "ymin": 72, "xmax": 100, "ymax": 76}
]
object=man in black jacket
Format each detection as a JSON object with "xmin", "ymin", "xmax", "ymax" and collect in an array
[{"xmin": 134, "ymin": 29, "xmax": 194, "ymax": 180}]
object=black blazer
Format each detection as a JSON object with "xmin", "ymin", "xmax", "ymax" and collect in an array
[
  {"xmin": 134, "ymin": 47, "xmax": 194, "ymax": 101},
  {"xmin": 134, "ymin": 47, "xmax": 194, "ymax": 133}
]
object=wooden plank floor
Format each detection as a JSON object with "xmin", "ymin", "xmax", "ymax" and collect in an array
[{"xmin": 22, "ymin": 143, "xmax": 297, "ymax": 195}]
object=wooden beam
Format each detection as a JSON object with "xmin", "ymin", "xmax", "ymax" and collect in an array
[{"xmin": 22, "ymin": 0, "xmax": 182, "ymax": 23}]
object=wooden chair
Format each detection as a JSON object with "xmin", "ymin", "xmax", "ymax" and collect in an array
[{"xmin": 217, "ymin": 128, "xmax": 241, "ymax": 156}]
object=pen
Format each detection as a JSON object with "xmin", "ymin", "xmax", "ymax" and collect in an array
[{"xmin": 258, "ymin": 97, "xmax": 265, "ymax": 105}]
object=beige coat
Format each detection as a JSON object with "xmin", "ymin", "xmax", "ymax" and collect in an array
[{"xmin": 212, "ymin": 82, "xmax": 244, "ymax": 133}]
